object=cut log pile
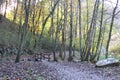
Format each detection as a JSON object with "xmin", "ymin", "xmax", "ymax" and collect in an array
[
  {"xmin": 0, "ymin": 44, "xmax": 33, "ymax": 58},
  {"xmin": 33, "ymin": 49, "xmax": 51, "ymax": 61}
]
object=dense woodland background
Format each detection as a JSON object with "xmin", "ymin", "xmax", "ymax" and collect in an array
[{"xmin": 0, "ymin": 0, "xmax": 120, "ymax": 62}]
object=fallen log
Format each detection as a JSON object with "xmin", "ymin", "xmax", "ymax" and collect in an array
[{"xmin": 95, "ymin": 58, "xmax": 119, "ymax": 67}]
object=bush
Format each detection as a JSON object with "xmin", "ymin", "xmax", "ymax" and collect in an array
[{"xmin": 110, "ymin": 45, "xmax": 120, "ymax": 59}]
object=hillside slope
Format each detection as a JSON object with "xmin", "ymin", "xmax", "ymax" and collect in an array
[{"xmin": 0, "ymin": 16, "xmax": 18, "ymax": 46}]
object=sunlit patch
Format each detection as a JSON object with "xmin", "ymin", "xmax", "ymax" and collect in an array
[{"xmin": 0, "ymin": 0, "xmax": 17, "ymax": 14}]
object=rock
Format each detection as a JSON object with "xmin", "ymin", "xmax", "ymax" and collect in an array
[
  {"xmin": 95, "ymin": 58, "xmax": 119, "ymax": 67},
  {"xmin": 35, "ymin": 58, "xmax": 39, "ymax": 61},
  {"xmin": 27, "ymin": 59, "xmax": 31, "ymax": 61},
  {"xmin": 73, "ymin": 59, "xmax": 81, "ymax": 63}
]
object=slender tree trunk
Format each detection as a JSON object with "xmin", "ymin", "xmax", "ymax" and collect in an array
[
  {"xmin": 78, "ymin": 0, "xmax": 82, "ymax": 60},
  {"xmin": 84, "ymin": 0, "xmax": 100, "ymax": 61},
  {"xmin": 63, "ymin": 0, "xmax": 68, "ymax": 60},
  {"xmin": 4, "ymin": 0, "xmax": 8, "ymax": 18},
  {"xmin": 39, "ymin": 0, "xmax": 59, "ymax": 41},
  {"xmin": 15, "ymin": 0, "xmax": 31, "ymax": 63},
  {"xmin": 68, "ymin": 0, "xmax": 73, "ymax": 61},
  {"xmin": 12, "ymin": 0, "xmax": 19, "ymax": 23},
  {"xmin": 95, "ymin": 0, "xmax": 104, "ymax": 60},
  {"xmin": 106, "ymin": 0, "xmax": 118, "ymax": 58},
  {"xmin": 51, "ymin": 0, "xmax": 57, "ymax": 61},
  {"xmin": 16, "ymin": 1, "xmax": 24, "ymax": 63}
]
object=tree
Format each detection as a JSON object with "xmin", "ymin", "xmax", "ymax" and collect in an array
[
  {"xmin": 62, "ymin": 0, "xmax": 68, "ymax": 60},
  {"xmin": 6, "ymin": 0, "xmax": 118, "ymax": 62},
  {"xmin": 15, "ymin": 0, "xmax": 31, "ymax": 62},
  {"xmin": 51, "ymin": 0, "xmax": 57, "ymax": 61},
  {"xmin": 68, "ymin": 0, "xmax": 73, "ymax": 61},
  {"xmin": 106, "ymin": 0, "xmax": 119, "ymax": 58},
  {"xmin": 96, "ymin": 0, "xmax": 104, "ymax": 60},
  {"xmin": 4, "ymin": 0, "xmax": 8, "ymax": 17},
  {"xmin": 12, "ymin": 0, "xmax": 19, "ymax": 23},
  {"xmin": 78, "ymin": 0, "xmax": 82, "ymax": 60},
  {"xmin": 39, "ymin": 0, "xmax": 59, "ymax": 41}
]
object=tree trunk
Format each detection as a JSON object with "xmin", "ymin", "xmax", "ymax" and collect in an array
[
  {"xmin": 106, "ymin": 0, "xmax": 119, "ymax": 58},
  {"xmin": 68, "ymin": 0, "xmax": 73, "ymax": 61},
  {"xmin": 78, "ymin": 0, "xmax": 82, "ymax": 60},
  {"xmin": 15, "ymin": 0, "xmax": 31, "ymax": 63}
]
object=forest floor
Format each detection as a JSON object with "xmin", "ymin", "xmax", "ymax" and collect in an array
[{"xmin": 0, "ymin": 55, "xmax": 120, "ymax": 80}]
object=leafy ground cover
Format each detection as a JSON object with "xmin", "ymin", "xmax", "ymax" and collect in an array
[{"xmin": 0, "ymin": 55, "xmax": 120, "ymax": 80}]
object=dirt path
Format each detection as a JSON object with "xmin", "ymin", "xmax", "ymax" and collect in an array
[
  {"xmin": 43, "ymin": 61, "xmax": 110, "ymax": 80},
  {"xmin": 0, "ymin": 57, "xmax": 119, "ymax": 80}
]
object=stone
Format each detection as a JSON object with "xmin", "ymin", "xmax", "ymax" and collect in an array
[
  {"xmin": 95, "ymin": 58, "xmax": 119, "ymax": 67},
  {"xmin": 27, "ymin": 58, "xmax": 31, "ymax": 61},
  {"xmin": 35, "ymin": 58, "xmax": 39, "ymax": 61}
]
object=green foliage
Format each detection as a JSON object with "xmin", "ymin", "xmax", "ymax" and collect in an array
[
  {"xmin": 1, "ymin": 0, "xmax": 120, "ymax": 62},
  {"xmin": 40, "ymin": 36, "xmax": 53, "ymax": 50},
  {"xmin": 110, "ymin": 45, "xmax": 120, "ymax": 59},
  {"xmin": 0, "ymin": 26, "xmax": 18, "ymax": 47}
]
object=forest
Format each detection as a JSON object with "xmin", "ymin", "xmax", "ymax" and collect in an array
[{"xmin": 0, "ymin": 0, "xmax": 120, "ymax": 80}]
